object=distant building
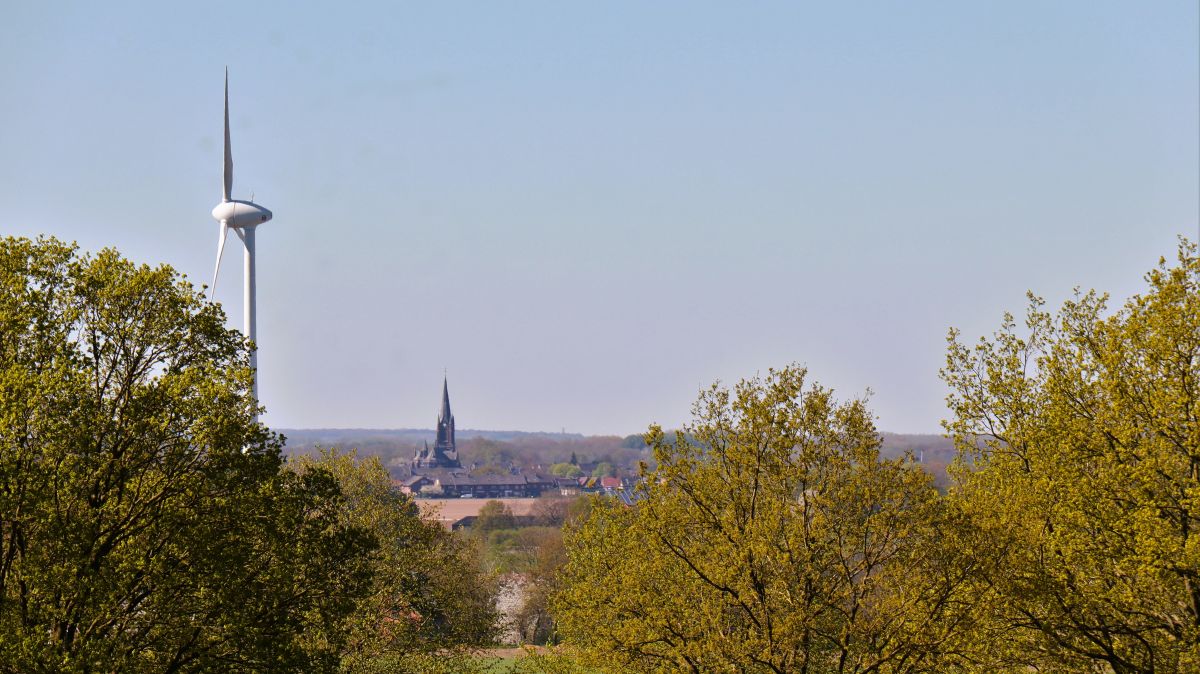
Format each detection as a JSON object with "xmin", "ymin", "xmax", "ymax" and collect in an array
[
  {"xmin": 555, "ymin": 478, "xmax": 581, "ymax": 496},
  {"xmin": 432, "ymin": 472, "xmax": 555, "ymax": 499},
  {"xmin": 599, "ymin": 476, "xmax": 623, "ymax": 493},
  {"xmin": 412, "ymin": 377, "xmax": 462, "ymax": 470},
  {"xmin": 403, "ymin": 376, "xmax": 558, "ymax": 498},
  {"xmin": 396, "ymin": 475, "xmax": 431, "ymax": 495}
]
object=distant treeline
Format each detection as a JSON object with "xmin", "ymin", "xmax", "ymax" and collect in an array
[
  {"xmin": 281, "ymin": 427, "xmax": 959, "ymax": 486},
  {"xmin": 282, "ymin": 428, "xmax": 650, "ymax": 477}
]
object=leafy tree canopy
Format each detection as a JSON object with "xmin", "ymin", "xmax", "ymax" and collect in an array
[
  {"xmin": 549, "ymin": 462, "xmax": 583, "ymax": 478},
  {"xmin": 0, "ymin": 237, "xmax": 374, "ymax": 672},
  {"xmin": 942, "ymin": 240, "xmax": 1200, "ymax": 673},
  {"xmin": 589, "ymin": 462, "xmax": 615, "ymax": 478},
  {"xmin": 554, "ymin": 366, "xmax": 974, "ymax": 673},
  {"xmin": 475, "ymin": 500, "xmax": 517, "ymax": 535},
  {"xmin": 291, "ymin": 449, "xmax": 499, "ymax": 670}
]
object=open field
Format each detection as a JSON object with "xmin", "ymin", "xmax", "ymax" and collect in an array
[{"xmin": 417, "ymin": 498, "xmax": 544, "ymax": 526}]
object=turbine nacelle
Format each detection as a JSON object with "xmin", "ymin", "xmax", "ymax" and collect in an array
[{"xmin": 212, "ymin": 200, "xmax": 273, "ymax": 228}]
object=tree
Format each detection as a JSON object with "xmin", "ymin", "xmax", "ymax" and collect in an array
[
  {"xmin": 486, "ymin": 527, "xmax": 559, "ymax": 575},
  {"xmin": 553, "ymin": 366, "xmax": 976, "ymax": 673},
  {"xmin": 461, "ymin": 438, "xmax": 514, "ymax": 471},
  {"xmin": 530, "ymin": 498, "xmax": 571, "ymax": 527},
  {"xmin": 621, "ymin": 434, "xmax": 647, "ymax": 449},
  {"xmin": 513, "ymin": 528, "xmax": 567, "ymax": 645},
  {"xmin": 0, "ymin": 237, "xmax": 375, "ymax": 672},
  {"xmin": 513, "ymin": 498, "xmax": 596, "ymax": 649},
  {"xmin": 292, "ymin": 450, "xmax": 499, "ymax": 670},
  {"xmin": 942, "ymin": 241, "xmax": 1200, "ymax": 673},
  {"xmin": 549, "ymin": 462, "xmax": 583, "ymax": 478},
  {"xmin": 589, "ymin": 462, "xmax": 615, "ymax": 478},
  {"xmin": 475, "ymin": 500, "xmax": 517, "ymax": 535},
  {"xmin": 470, "ymin": 463, "xmax": 510, "ymax": 477}
]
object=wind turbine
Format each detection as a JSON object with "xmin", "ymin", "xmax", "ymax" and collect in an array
[{"xmin": 209, "ymin": 69, "xmax": 273, "ymax": 414}]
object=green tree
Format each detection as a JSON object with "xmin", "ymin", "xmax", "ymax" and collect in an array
[
  {"xmin": 513, "ymin": 528, "xmax": 567, "ymax": 645},
  {"xmin": 0, "ymin": 237, "xmax": 374, "ymax": 672},
  {"xmin": 292, "ymin": 450, "xmax": 499, "ymax": 670},
  {"xmin": 549, "ymin": 462, "xmax": 583, "ymax": 478},
  {"xmin": 475, "ymin": 500, "xmax": 517, "ymax": 535},
  {"xmin": 486, "ymin": 526, "xmax": 559, "ymax": 575},
  {"xmin": 589, "ymin": 462, "xmax": 615, "ymax": 478},
  {"xmin": 942, "ymin": 241, "xmax": 1200, "ymax": 672},
  {"xmin": 553, "ymin": 366, "xmax": 976, "ymax": 673},
  {"xmin": 470, "ymin": 463, "xmax": 510, "ymax": 477}
]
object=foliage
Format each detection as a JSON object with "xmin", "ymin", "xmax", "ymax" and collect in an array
[
  {"xmin": 285, "ymin": 432, "xmax": 650, "ymax": 482},
  {"xmin": 462, "ymin": 438, "xmax": 516, "ymax": 473},
  {"xmin": 350, "ymin": 650, "xmax": 494, "ymax": 674},
  {"xmin": 485, "ymin": 527, "xmax": 560, "ymax": 575},
  {"xmin": 549, "ymin": 463, "xmax": 583, "ymax": 478},
  {"xmin": 475, "ymin": 500, "xmax": 517, "ymax": 535},
  {"xmin": 0, "ymin": 237, "xmax": 374, "ymax": 672},
  {"xmin": 291, "ymin": 449, "xmax": 500, "ymax": 670},
  {"xmin": 471, "ymin": 464, "xmax": 513, "ymax": 477},
  {"xmin": 564, "ymin": 496, "xmax": 592, "ymax": 525},
  {"xmin": 553, "ymin": 366, "xmax": 975, "ymax": 673},
  {"xmin": 512, "ymin": 529, "xmax": 567, "ymax": 645},
  {"xmin": 529, "ymin": 498, "xmax": 572, "ymax": 528},
  {"xmin": 589, "ymin": 462, "xmax": 615, "ymax": 478},
  {"xmin": 621, "ymin": 435, "xmax": 648, "ymax": 449},
  {"xmin": 507, "ymin": 646, "xmax": 598, "ymax": 673},
  {"xmin": 942, "ymin": 241, "xmax": 1200, "ymax": 672},
  {"xmin": 468, "ymin": 498, "xmax": 586, "ymax": 644}
]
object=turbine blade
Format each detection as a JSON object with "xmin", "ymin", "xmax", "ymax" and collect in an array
[
  {"xmin": 211, "ymin": 220, "xmax": 228, "ymax": 300},
  {"xmin": 223, "ymin": 68, "xmax": 233, "ymax": 202}
]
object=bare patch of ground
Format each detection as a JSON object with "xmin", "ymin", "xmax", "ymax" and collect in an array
[{"xmin": 417, "ymin": 498, "xmax": 543, "ymax": 526}]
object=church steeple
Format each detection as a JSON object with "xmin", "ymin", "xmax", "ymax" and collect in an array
[
  {"xmin": 439, "ymin": 376, "xmax": 452, "ymax": 425},
  {"xmin": 413, "ymin": 375, "xmax": 460, "ymax": 470}
]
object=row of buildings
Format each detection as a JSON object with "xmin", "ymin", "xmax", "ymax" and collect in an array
[
  {"xmin": 399, "ymin": 471, "xmax": 639, "ymax": 499},
  {"xmin": 396, "ymin": 378, "xmax": 638, "ymax": 499}
]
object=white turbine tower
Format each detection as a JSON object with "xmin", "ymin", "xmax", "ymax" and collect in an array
[{"xmin": 210, "ymin": 69, "xmax": 273, "ymax": 416}]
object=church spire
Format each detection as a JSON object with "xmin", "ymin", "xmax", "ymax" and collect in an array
[
  {"xmin": 439, "ymin": 375, "xmax": 452, "ymax": 423},
  {"xmin": 418, "ymin": 374, "xmax": 459, "ymax": 470},
  {"xmin": 414, "ymin": 377, "xmax": 461, "ymax": 471}
]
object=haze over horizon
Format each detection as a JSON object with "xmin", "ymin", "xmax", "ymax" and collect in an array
[{"xmin": 2, "ymin": 2, "xmax": 1197, "ymax": 435}]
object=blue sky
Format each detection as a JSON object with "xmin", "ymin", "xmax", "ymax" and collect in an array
[{"xmin": 2, "ymin": 2, "xmax": 1197, "ymax": 435}]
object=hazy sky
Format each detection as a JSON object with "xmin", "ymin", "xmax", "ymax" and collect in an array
[{"xmin": 2, "ymin": 2, "xmax": 1197, "ymax": 435}]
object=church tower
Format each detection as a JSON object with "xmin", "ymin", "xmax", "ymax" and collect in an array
[
  {"xmin": 413, "ymin": 376, "xmax": 461, "ymax": 470},
  {"xmin": 433, "ymin": 376, "xmax": 457, "ymax": 463}
]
